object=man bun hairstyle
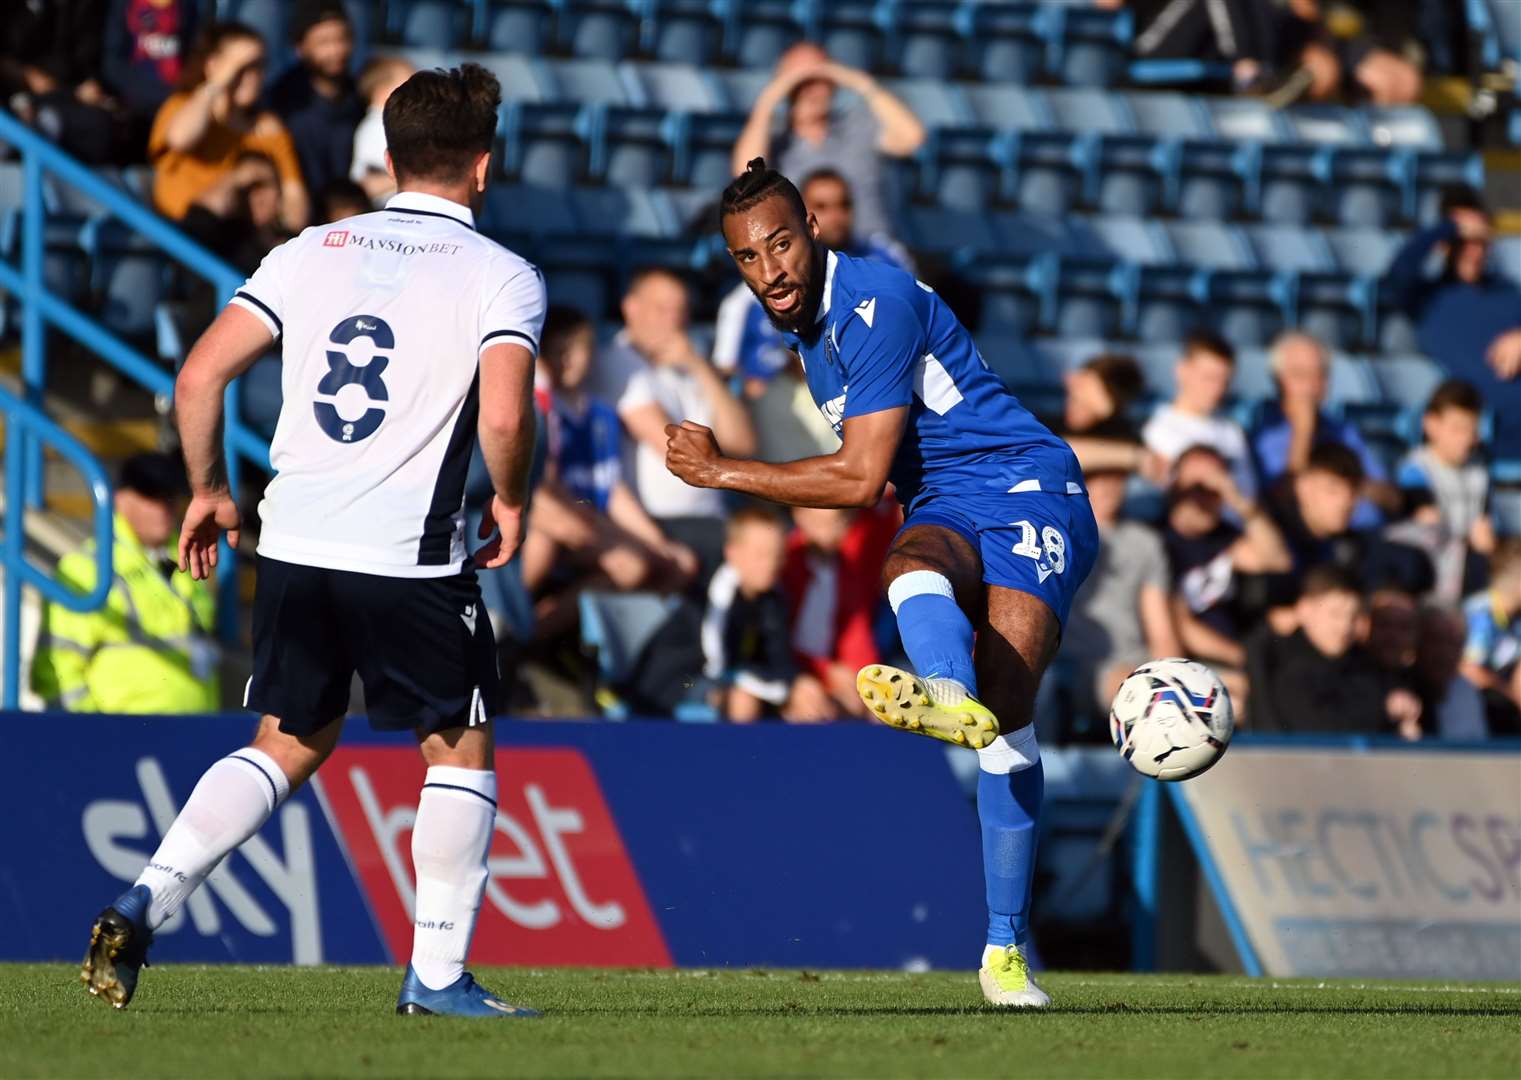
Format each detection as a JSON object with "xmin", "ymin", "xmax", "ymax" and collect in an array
[
  {"xmin": 383, "ymin": 62, "xmax": 501, "ymax": 185},
  {"xmin": 720, "ymin": 157, "xmax": 808, "ymax": 223}
]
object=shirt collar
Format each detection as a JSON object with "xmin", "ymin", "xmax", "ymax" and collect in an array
[
  {"xmin": 384, "ymin": 191, "xmax": 476, "ymax": 230},
  {"xmin": 816, "ymin": 249, "xmax": 839, "ymax": 324}
]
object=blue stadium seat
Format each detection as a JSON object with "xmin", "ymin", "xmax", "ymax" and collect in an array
[
  {"xmin": 1050, "ymin": 2, "xmax": 1133, "ymax": 87},
  {"xmin": 1209, "ymin": 98, "xmax": 1325, "ymax": 225},
  {"xmin": 1133, "ymin": 342, "xmax": 1179, "ymax": 397},
  {"xmin": 485, "ymin": 1, "xmax": 555, "ymax": 54},
  {"xmin": 481, "ymin": 183, "xmax": 579, "ymax": 236},
  {"xmin": 596, "ymin": 107, "xmax": 676, "ymax": 187},
  {"xmin": 1045, "ymin": 89, "xmax": 1165, "ymax": 216},
  {"xmin": 813, "ymin": 0, "xmax": 886, "ymax": 73},
  {"xmin": 1326, "ymin": 227, "xmax": 1405, "ymax": 278},
  {"xmin": 1365, "ymin": 106, "xmax": 1443, "ymax": 149},
  {"xmin": 1230, "ymin": 347, "xmax": 1274, "ymax": 403},
  {"xmin": 642, "ymin": 0, "xmax": 727, "ymax": 65},
  {"xmin": 975, "ymin": 332, "xmax": 1061, "ymax": 399},
  {"xmin": 1165, "ymin": 221, "xmax": 1288, "ymax": 345},
  {"xmin": 1492, "ymin": 488, "xmax": 1521, "ymax": 537},
  {"xmin": 1056, "ymin": 215, "xmax": 1164, "ymax": 339},
  {"xmin": 1378, "ymin": 311, "xmax": 1421, "ymax": 355},
  {"xmin": 1374, "ymin": 353, "xmax": 1444, "ymax": 412},
  {"xmin": 570, "ymin": 186, "xmax": 676, "ymax": 237},
  {"xmin": 557, "ymin": 0, "xmax": 640, "ymax": 61},
  {"xmin": 500, "ymin": 102, "xmax": 587, "ymax": 187},
  {"xmin": 723, "ymin": 0, "xmax": 807, "ymax": 69},
  {"xmin": 344, "ymin": 0, "xmax": 378, "ymax": 67},
  {"xmin": 902, "ymin": 204, "xmax": 991, "ymax": 256},
  {"xmin": 1325, "ymin": 352, "xmax": 1383, "ymax": 409},
  {"xmin": 1037, "ymin": 337, "xmax": 1109, "ymax": 377},
  {"xmin": 0, "ymin": 211, "xmax": 90, "ymax": 310},
  {"xmin": 879, "ymin": 78, "xmax": 965, "ymax": 130},
  {"xmin": 1495, "ymin": 237, "xmax": 1521, "ymax": 281},
  {"xmin": 623, "ymin": 62, "xmax": 724, "ymax": 112},
  {"xmin": 887, "ymin": 0, "xmax": 964, "ymax": 81},
  {"xmin": 668, "ymin": 111, "xmax": 745, "ymax": 190},
  {"xmin": 962, "ymin": 2, "xmax": 1045, "ymax": 85},
  {"xmin": 543, "ymin": 58, "xmax": 636, "ymax": 105},
  {"xmin": 474, "ymin": 52, "xmax": 552, "ymax": 103},
  {"xmin": 394, "ymin": 0, "xmax": 468, "ymax": 50},
  {"xmin": 1487, "ymin": 0, "xmax": 1521, "ymax": 62},
  {"xmin": 1245, "ymin": 225, "xmax": 1368, "ymax": 349},
  {"xmin": 229, "ymin": 0, "xmax": 289, "ymax": 67},
  {"xmin": 80, "ymin": 218, "xmax": 167, "ymax": 344},
  {"xmin": 710, "ymin": 67, "xmax": 772, "ymax": 112}
]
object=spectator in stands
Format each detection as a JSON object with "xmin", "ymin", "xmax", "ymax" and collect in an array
[
  {"xmin": 179, "ymin": 149, "xmax": 291, "ymax": 273},
  {"xmin": 597, "ymin": 268, "xmax": 756, "ymax": 580},
  {"xmin": 103, "ymin": 0, "xmax": 199, "ymax": 152},
  {"xmin": 731, "ymin": 42, "xmax": 925, "ymax": 246},
  {"xmin": 1, "ymin": 0, "xmax": 124, "ymax": 164},
  {"xmin": 1064, "ymin": 461, "xmax": 1181, "ymax": 724},
  {"xmin": 31, "ymin": 453, "xmax": 218, "ymax": 714},
  {"xmin": 1395, "ymin": 378, "xmax": 1494, "ymax": 603},
  {"xmin": 1386, "ymin": 187, "xmax": 1521, "ymax": 460},
  {"xmin": 1415, "ymin": 603, "xmax": 1488, "ymax": 739},
  {"xmin": 1163, "ymin": 444, "xmax": 1290, "ymax": 693},
  {"xmin": 268, "ymin": 1, "xmax": 362, "ymax": 207},
  {"xmin": 1247, "ymin": 564, "xmax": 1422, "ymax": 736},
  {"xmin": 1249, "ymin": 331, "xmax": 1397, "ymax": 526},
  {"xmin": 1048, "ymin": 352, "xmax": 1166, "ymax": 480},
  {"xmin": 1268, "ymin": 441, "xmax": 1433, "ymax": 594},
  {"xmin": 1459, "ymin": 538, "xmax": 1521, "ymax": 737},
  {"xmin": 350, "ymin": 56, "xmax": 415, "ymax": 205},
  {"xmin": 519, "ymin": 307, "xmax": 697, "ymax": 636},
  {"xmin": 1142, "ymin": 330, "xmax": 1256, "ymax": 498},
  {"xmin": 782, "ymin": 502, "xmax": 900, "ymax": 717},
  {"xmin": 318, "ymin": 178, "xmax": 370, "ymax": 222},
  {"xmin": 149, "ymin": 22, "xmax": 308, "ymax": 233},
  {"xmin": 703, "ymin": 507, "xmax": 835, "ymax": 723}
]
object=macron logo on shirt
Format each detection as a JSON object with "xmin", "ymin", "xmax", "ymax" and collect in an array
[{"xmin": 854, "ymin": 297, "xmax": 877, "ymax": 328}]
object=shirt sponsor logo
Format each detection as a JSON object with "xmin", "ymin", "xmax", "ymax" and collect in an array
[
  {"xmin": 323, "ymin": 230, "xmax": 349, "ymax": 248},
  {"xmin": 334, "ymin": 233, "xmax": 465, "ymax": 256}
]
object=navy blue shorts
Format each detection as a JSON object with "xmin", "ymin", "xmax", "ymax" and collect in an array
[
  {"xmin": 247, "ymin": 556, "xmax": 500, "ymax": 736},
  {"xmin": 900, "ymin": 489, "xmax": 1100, "ymax": 626}
]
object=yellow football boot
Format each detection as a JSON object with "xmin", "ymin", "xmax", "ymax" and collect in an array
[
  {"xmin": 856, "ymin": 665, "xmax": 999, "ymax": 749},
  {"xmin": 979, "ymin": 943, "xmax": 1051, "ymax": 1008}
]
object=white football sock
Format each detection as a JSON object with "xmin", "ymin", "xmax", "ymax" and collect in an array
[
  {"xmin": 410, "ymin": 766, "xmax": 497, "ymax": 991},
  {"xmin": 134, "ymin": 748, "xmax": 290, "ymax": 931}
]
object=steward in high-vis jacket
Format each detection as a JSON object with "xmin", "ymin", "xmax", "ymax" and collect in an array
[{"xmin": 32, "ymin": 453, "xmax": 218, "ymax": 713}]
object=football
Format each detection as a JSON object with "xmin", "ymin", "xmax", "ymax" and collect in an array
[{"xmin": 1109, "ymin": 658, "xmax": 1234, "ymax": 781}]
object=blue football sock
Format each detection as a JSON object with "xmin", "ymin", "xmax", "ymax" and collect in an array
[
  {"xmin": 978, "ymin": 727, "xmax": 1044, "ymax": 948},
  {"xmin": 888, "ymin": 571, "xmax": 978, "ymax": 694}
]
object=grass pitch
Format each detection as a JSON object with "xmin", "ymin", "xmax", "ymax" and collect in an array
[{"xmin": 2, "ymin": 964, "xmax": 1518, "ymax": 1079}]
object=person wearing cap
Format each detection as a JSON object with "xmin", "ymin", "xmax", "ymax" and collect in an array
[
  {"xmin": 267, "ymin": 0, "xmax": 362, "ymax": 205},
  {"xmin": 31, "ymin": 453, "xmax": 218, "ymax": 713}
]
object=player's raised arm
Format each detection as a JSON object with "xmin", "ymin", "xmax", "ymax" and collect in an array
[
  {"xmin": 666, "ymin": 407, "xmax": 906, "ymax": 509},
  {"xmin": 174, "ymin": 302, "xmax": 275, "ymax": 579}
]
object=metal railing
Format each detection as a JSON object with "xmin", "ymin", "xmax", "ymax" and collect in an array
[
  {"xmin": 0, "ymin": 383, "xmax": 113, "ymax": 709},
  {"xmin": 0, "ymin": 109, "xmax": 271, "ymax": 645}
]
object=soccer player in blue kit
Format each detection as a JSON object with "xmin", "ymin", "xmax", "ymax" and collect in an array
[{"xmin": 666, "ymin": 160, "xmax": 1099, "ymax": 1006}]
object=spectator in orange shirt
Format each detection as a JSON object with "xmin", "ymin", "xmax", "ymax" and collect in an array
[{"xmin": 148, "ymin": 22, "xmax": 308, "ymax": 233}]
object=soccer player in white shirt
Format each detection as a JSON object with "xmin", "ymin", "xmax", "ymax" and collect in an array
[{"xmin": 81, "ymin": 64, "xmax": 544, "ymax": 1019}]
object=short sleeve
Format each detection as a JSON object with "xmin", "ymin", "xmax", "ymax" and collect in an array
[
  {"xmin": 840, "ymin": 295, "xmax": 923, "ymax": 421},
  {"xmin": 616, "ymin": 365, "xmax": 658, "ymax": 415},
  {"xmin": 478, "ymin": 263, "xmax": 547, "ymax": 357},
  {"xmin": 227, "ymin": 239, "xmax": 291, "ymax": 338}
]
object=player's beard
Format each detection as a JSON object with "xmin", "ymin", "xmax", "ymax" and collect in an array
[{"xmin": 754, "ymin": 247, "xmax": 825, "ymax": 336}]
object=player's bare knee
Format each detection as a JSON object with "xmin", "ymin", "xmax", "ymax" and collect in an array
[
  {"xmin": 420, "ymin": 724, "xmax": 494, "ymax": 770},
  {"xmin": 249, "ymin": 714, "xmax": 342, "ymax": 791}
]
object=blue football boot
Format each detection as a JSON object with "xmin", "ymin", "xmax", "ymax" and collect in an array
[
  {"xmin": 395, "ymin": 966, "xmax": 541, "ymax": 1018},
  {"xmin": 81, "ymin": 884, "xmax": 154, "ymax": 1009}
]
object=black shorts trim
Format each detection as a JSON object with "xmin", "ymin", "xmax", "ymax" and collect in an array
[{"xmin": 247, "ymin": 556, "xmax": 501, "ymax": 736}]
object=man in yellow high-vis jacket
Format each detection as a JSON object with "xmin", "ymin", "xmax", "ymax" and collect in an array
[{"xmin": 32, "ymin": 453, "xmax": 218, "ymax": 713}]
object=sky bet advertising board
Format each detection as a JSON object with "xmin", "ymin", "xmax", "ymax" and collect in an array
[
  {"xmin": 1172, "ymin": 745, "xmax": 1521, "ymax": 980},
  {"xmin": 0, "ymin": 715, "xmax": 986, "ymax": 969}
]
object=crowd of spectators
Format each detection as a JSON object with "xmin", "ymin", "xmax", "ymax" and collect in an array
[{"xmin": 5, "ymin": 14, "xmax": 1519, "ymax": 738}]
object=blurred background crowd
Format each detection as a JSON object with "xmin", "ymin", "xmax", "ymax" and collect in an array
[{"xmin": 3, "ymin": 0, "xmax": 1520, "ymax": 741}]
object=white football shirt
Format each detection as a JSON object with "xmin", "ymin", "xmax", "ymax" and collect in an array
[{"xmin": 229, "ymin": 191, "xmax": 546, "ymax": 577}]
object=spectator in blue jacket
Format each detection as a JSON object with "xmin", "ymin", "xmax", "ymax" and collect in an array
[
  {"xmin": 1385, "ymin": 188, "xmax": 1521, "ymax": 458},
  {"xmin": 1249, "ymin": 330, "xmax": 1398, "ymax": 528}
]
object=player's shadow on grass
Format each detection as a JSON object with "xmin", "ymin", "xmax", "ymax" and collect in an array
[{"xmin": 575, "ymin": 1005, "xmax": 1521, "ymax": 1019}]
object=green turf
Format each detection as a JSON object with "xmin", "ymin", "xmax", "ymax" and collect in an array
[{"xmin": 2, "ymin": 964, "xmax": 1518, "ymax": 1079}]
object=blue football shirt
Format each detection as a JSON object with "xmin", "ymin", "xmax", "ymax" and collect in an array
[
  {"xmin": 781, "ymin": 251, "xmax": 1081, "ymax": 511},
  {"xmin": 551, "ymin": 395, "xmax": 623, "ymax": 512}
]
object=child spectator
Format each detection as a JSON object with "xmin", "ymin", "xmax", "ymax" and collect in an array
[
  {"xmin": 179, "ymin": 149, "xmax": 290, "ymax": 273},
  {"xmin": 1247, "ymin": 565, "xmax": 1422, "ymax": 737},
  {"xmin": 1396, "ymin": 378, "xmax": 1495, "ymax": 602},
  {"xmin": 1459, "ymin": 538, "xmax": 1521, "ymax": 736},
  {"xmin": 519, "ymin": 307, "xmax": 696, "ymax": 638},
  {"xmin": 1142, "ymin": 330, "xmax": 1256, "ymax": 498},
  {"xmin": 1065, "ymin": 462, "xmax": 1181, "ymax": 726},
  {"xmin": 349, "ymin": 55, "xmax": 414, "ymax": 204},
  {"xmin": 782, "ymin": 501, "xmax": 900, "ymax": 717},
  {"xmin": 704, "ymin": 508, "xmax": 835, "ymax": 723},
  {"xmin": 149, "ymin": 22, "xmax": 308, "ymax": 232}
]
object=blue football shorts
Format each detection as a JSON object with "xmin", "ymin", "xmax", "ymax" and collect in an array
[{"xmin": 898, "ymin": 488, "xmax": 1100, "ymax": 627}]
